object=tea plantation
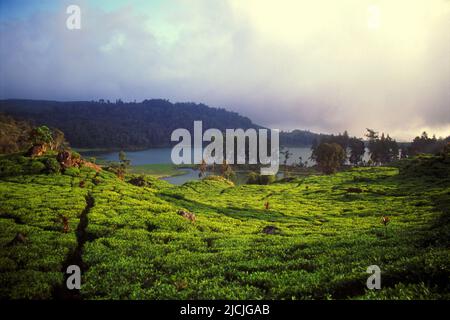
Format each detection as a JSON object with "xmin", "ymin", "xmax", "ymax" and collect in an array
[{"xmin": 0, "ymin": 153, "xmax": 449, "ymax": 299}]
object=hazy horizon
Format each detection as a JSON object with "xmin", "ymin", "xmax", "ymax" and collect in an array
[{"xmin": 1, "ymin": 0, "xmax": 449, "ymax": 140}]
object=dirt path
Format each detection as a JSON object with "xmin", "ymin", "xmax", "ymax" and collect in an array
[{"xmin": 52, "ymin": 193, "xmax": 94, "ymax": 299}]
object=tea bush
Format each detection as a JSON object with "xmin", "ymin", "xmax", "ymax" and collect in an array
[{"xmin": 0, "ymin": 154, "xmax": 449, "ymax": 299}]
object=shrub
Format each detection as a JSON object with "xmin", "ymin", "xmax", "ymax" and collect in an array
[
  {"xmin": 28, "ymin": 160, "xmax": 46, "ymax": 174},
  {"xmin": 128, "ymin": 175, "xmax": 150, "ymax": 187},
  {"xmin": 0, "ymin": 156, "xmax": 48, "ymax": 176},
  {"xmin": 16, "ymin": 156, "xmax": 29, "ymax": 165},
  {"xmin": 399, "ymin": 154, "xmax": 450, "ymax": 179},
  {"xmin": 203, "ymin": 175, "xmax": 235, "ymax": 186},
  {"xmin": 44, "ymin": 158, "xmax": 61, "ymax": 174},
  {"xmin": 71, "ymin": 151, "xmax": 81, "ymax": 160},
  {"xmin": 246, "ymin": 172, "xmax": 275, "ymax": 185},
  {"xmin": 64, "ymin": 167, "xmax": 80, "ymax": 177},
  {"xmin": 247, "ymin": 172, "xmax": 259, "ymax": 184},
  {"xmin": 259, "ymin": 174, "xmax": 276, "ymax": 185},
  {"xmin": 0, "ymin": 159, "xmax": 23, "ymax": 177}
]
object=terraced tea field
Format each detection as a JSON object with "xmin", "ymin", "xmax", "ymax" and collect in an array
[{"xmin": 0, "ymin": 160, "xmax": 449, "ymax": 299}]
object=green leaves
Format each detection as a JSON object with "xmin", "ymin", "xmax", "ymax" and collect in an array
[
  {"xmin": 29, "ymin": 125, "xmax": 53, "ymax": 146},
  {"xmin": 0, "ymin": 162, "xmax": 448, "ymax": 299}
]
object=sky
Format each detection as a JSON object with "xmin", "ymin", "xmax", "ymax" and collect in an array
[{"xmin": 0, "ymin": 0, "xmax": 449, "ymax": 140}]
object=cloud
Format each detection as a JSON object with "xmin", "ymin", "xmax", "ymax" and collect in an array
[{"xmin": 0, "ymin": 0, "xmax": 449, "ymax": 140}]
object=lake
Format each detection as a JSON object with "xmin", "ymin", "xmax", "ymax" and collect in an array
[
  {"xmin": 94, "ymin": 147, "xmax": 314, "ymax": 166},
  {"xmin": 83, "ymin": 147, "xmax": 315, "ymax": 185},
  {"xmin": 85, "ymin": 147, "xmax": 371, "ymax": 185}
]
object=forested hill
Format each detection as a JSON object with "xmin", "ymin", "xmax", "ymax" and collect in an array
[
  {"xmin": 0, "ymin": 99, "xmax": 321, "ymax": 149},
  {"xmin": 0, "ymin": 99, "xmax": 260, "ymax": 149},
  {"xmin": 279, "ymin": 129, "xmax": 328, "ymax": 147}
]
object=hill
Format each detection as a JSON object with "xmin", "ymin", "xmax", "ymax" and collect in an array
[
  {"xmin": 0, "ymin": 99, "xmax": 261, "ymax": 149},
  {"xmin": 0, "ymin": 99, "xmax": 322, "ymax": 150},
  {"xmin": 280, "ymin": 129, "xmax": 333, "ymax": 147},
  {"xmin": 0, "ymin": 113, "xmax": 33, "ymax": 154},
  {"xmin": 0, "ymin": 150, "xmax": 448, "ymax": 299}
]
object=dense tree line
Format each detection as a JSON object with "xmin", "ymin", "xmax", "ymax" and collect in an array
[
  {"xmin": 0, "ymin": 113, "xmax": 33, "ymax": 153},
  {"xmin": 365, "ymin": 129, "xmax": 400, "ymax": 164},
  {"xmin": 310, "ymin": 131, "xmax": 363, "ymax": 174},
  {"xmin": 311, "ymin": 131, "xmax": 366, "ymax": 166},
  {"xmin": 1, "ymin": 99, "xmax": 448, "ymax": 165},
  {"xmin": 406, "ymin": 131, "xmax": 450, "ymax": 156},
  {"xmin": 310, "ymin": 128, "xmax": 449, "ymax": 174},
  {"xmin": 280, "ymin": 129, "xmax": 324, "ymax": 147},
  {"xmin": 0, "ymin": 99, "xmax": 267, "ymax": 149},
  {"xmin": 310, "ymin": 129, "xmax": 403, "ymax": 174},
  {"xmin": 0, "ymin": 114, "xmax": 68, "ymax": 154},
  {"xmin": 0, "ymin": 99, "xmax": 324, "ymax": 150}
]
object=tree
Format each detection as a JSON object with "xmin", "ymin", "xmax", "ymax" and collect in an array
[
  {"xmin": 50, "ymin": 128, "xmax": 68, "ymax": 151},
  {"xmin": 221, "ymin": 159, "xmax": 234, "ymax": 180},
  {"xmin": 439, "ymin": 142, "xmax": 450, "ymax": 158},
  {"xmin": 297, "ymin": 156, "xmax": 307, "ymax": 168},
  {"xmin": 408, "ymin": 131, "xmax": 446, "ymax": 156},
  {"xmin": 311, "ymin": 142, "xmax": 346, "ymax": 174},
  {"xmin": 0, "ymin": 113, "xmax": 33, "ymax": 153},
  {"xmin": 365, "ymin": 129, "xmax": 379, "ymax": 163},
  {"xmin": 29, "ymin": 125, "xmax": 53, "ymax": 147},
  {"xmin": 115, "ymin": 150, "xmax": 131, "ymax": 179},
  {"xmin": 280, "ymin": 147, "xmax": 292, "ymax": 177},
  {"xmin": 246, "ymin": 172, "xmax": 275, "ymax": 185},
  {"xmin": 310, "ymin": 131, "xmax": 351, "ymax": 166},
  {"xmin": 365, "ymin": 129, "xmax": 399, "ymax": 164},
  {"xmin": 0, "ymin": 99, "xmax": 265, "ymax": 150},
  {"xmin": 383, "ymin": 134, "xmax": 399, "ymax": 163},
  {"xmin": 119, "ymin": 150, "xmax": 130, "ymax": 166},
  {"xmin": 348, "ymin": 137, "xmax": 365, "ymax": 165},
  {"xmin": 198, "ymin": 159, "xmax": 207, "ymax": 177},
  {"xmin": 246, "ymin": 172, "xmax": 259, "ymax": 184}
]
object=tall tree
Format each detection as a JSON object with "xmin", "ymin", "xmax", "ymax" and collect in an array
[
  {"xmin": 115, "ymin": 150, "xmax": 131, "ymax": 179},
  {"xmin": 221, "ymin": 159, "xmax": 234, "ymax": 180},
  {"xmin": 198, "ymin": 159, "xmax": 207, "ymax": 178},
  {"xmin": 408, "ymin": 131, "xmax": 445, "ymax": 155},
  {"xmin": 51, "ymin": 128, "xmax": 68, "ymax": 151},
  {"xmin": 365, "ymin": 129, "xmax": 399, "ymax": 164},
  {"xmin": 348, "ymin": 137, "xmax": 365, "ymax": 165},
  {"xmin": 311, "ymin": 142, "xmax": 346, "ymax": 174},
  {"xmin": 280, "ymin": 147, "xmax": 292, "ymax": 177}
]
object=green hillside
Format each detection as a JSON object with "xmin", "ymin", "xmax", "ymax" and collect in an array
[{"xmin": 0, "ymin": 153, "xmax": 449, "ymax": 299}]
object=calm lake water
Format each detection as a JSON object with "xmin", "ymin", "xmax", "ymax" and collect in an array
[
  {"xmin": 96, "ymin": 147, "xmax": 314, "ymax": 166},
  {"xmin": 86, "ymin": 147, "xmax": 314, "ymax": 185},
  {"xmin": 88, "ymin": 146, "xmax": 370, "ymax": 185}
]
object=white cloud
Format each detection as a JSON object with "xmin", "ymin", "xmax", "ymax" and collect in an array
[
  {"xmin": 99, "ymin": 32, "xmax": 126, "ymax": 52},
  {"xmin": 0, "ymin": 0, "xmax": 449, "ymax": 140}
]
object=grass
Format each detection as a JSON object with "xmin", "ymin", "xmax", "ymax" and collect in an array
[
  {"xmin": 0, "ymin": 152, "xmax": 449, "ymax": 299},
  {"xmin": 130, "ymin": 164, "xmax": 188, "ymax": 178}
]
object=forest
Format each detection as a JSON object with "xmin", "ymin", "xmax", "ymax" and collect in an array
[{"xmin": 0, "ymin": 99, "xmax": 325, "ymax": 149}]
